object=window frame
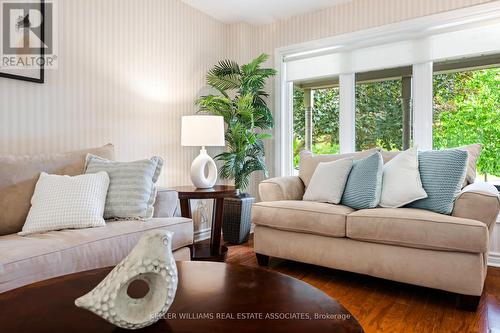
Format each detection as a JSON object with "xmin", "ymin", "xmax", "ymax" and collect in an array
[{"xmin": 275, "ymin": 2, "xmax": 500, "ymax": 178}]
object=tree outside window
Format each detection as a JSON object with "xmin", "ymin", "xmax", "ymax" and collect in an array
[
  {"xmin": 355, "ymin": 79, "xmax": 403, "ymax": 152},
  {"xmin": 293, "ymin": 87, "xmax": 340, "ymax": 168},
  {"xmin": 433, "ymin": 68, "xmax": 500, "ymax": 183},
  {"xmin": 293, "ymin": 67, "xmax": 499, "ymax": 184}
]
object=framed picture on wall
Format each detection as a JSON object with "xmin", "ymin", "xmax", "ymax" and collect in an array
[{"xmin": 0, "ymin": 0, "xmax": 45, "ymax": 83}]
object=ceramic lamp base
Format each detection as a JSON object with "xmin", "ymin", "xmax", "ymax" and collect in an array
[{"xmin": 190, "ymin": 148, "xmax": 217, "ymax": 189}]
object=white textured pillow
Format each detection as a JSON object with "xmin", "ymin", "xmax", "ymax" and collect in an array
[
  {"xmin": 19, "ymin": 172, "xmax": 110, "ymax": 236},
  {"xmin": 380, "ymin": 147, "xmax": 427, "ymax": 208},
  {"xmin": 303, "ymin": 158, "xmax": 353, "ymax": 204}
]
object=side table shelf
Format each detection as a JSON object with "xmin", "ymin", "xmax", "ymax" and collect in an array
[{"xmin": 172, "ymin": 185, "xmax": 239, "ymax": 262}]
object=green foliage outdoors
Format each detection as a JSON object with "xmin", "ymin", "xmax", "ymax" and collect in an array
[
  {"xmin": 293, "ymin": 88, "xmax": 341, "ymax": 167},
  {"xmin": 197, "ymin": 54, "xmax": 276, "ymax": 190},
  {"xmin": 355, "ymin": 80, "xmax": 403, "ymax": 151},
  {"xmin": 293, "ymin": 68, "xmax": 499, "ymax": 178},
  {"xmin": 433, "ymin": 69, "xmax": 500, "ymax": 178}
]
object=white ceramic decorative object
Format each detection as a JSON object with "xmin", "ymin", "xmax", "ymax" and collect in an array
[
  {"xmin": 75, "ymin": 230, "xmax": 178, "ymax": 330},
  {"xmin": 190, "ymin": 147, "xmax": 217, "ymax": 189},
  {"xmin": 181, "ymin": 115, "xmax": 225, "ymax": 189}
]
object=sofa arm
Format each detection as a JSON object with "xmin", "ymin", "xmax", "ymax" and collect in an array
[
  {"xmin": 452, "ymin": 182, "xmax": 500, "ymax": 232},
  {"xmin": 153, "ymin": 188, "xmax": 179, "ymax": 218},
  {"xmin": 259, "ymin": 176, "xmax": 305, "ymax": 202}
]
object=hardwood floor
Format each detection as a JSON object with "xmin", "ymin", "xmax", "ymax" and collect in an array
[{"xmin": 222, "ymin": 237, "xmax": 500, "ymax": 333}]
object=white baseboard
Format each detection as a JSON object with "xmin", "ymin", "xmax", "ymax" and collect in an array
[{"xmin": 488, "ymin": 252, "xmax": 500, "ymax": 267}]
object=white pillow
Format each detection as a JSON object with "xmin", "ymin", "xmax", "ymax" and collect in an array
[
  {"xmin": 303, "ymin": 158, "xmax": 353, "ymax": 204},
  {"xmin": 379, "ymin": 147, "xmax": 427, "ymax": 208},
  {"xmin": 18, "ymin": 172, "xmax": 110, "ymax": 236}
]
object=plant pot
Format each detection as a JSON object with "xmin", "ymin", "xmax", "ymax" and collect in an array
[{"xmin": 222, "ymin": 193, "xmax": 255, "ymax": 245}]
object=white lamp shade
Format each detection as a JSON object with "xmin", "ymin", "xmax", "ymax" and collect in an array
[{"xmin": 181, "ymin": 116, "xmax": 225, "ymax": 147}]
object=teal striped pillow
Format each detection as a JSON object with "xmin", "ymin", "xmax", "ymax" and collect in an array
[
  {"xmin": 341, "ymin": 152, "xmax": 383, "ymax": 210},
  {"xmin": 406, "ymin": 149, "xmax": 467, "ymax": 215},
  {"xmin": 85, "ymin": 154, "xmax": 163, "ymax": 220}
]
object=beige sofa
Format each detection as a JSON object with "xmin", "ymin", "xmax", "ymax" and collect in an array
[
  {"xmin": 252, "ymin": 151, "xmax": 500, "ymax": 310},
  {"xmin": 0, "ymin": 145, "xmax": 193, "ymax": 293}
]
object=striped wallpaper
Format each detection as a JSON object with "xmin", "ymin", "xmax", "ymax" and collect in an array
[
  {"xmin": 0, "ymin": 0, "xmax": 496, "ymax": 248},
  {"xmin": 0, "ymin": 0, "xmax": 227, "ymax": 188}
]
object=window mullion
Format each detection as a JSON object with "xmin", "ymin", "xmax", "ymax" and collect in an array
[
  {"xmin": 412, "ymin": 62, "xmax": 434, "ymax": 150},
  {"xmin": 339, "ymin": 73, "xmax": 356, "ymax": 153}
]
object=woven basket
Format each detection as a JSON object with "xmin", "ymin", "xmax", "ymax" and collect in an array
[{"xmin": 222, "ymin": 193, "xmax": 255, "ymax": 244}]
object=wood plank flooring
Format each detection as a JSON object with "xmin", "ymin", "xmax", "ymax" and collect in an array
[{"xmin": 222, "ymin": 237, "xmax": 500, "ymax": 333}]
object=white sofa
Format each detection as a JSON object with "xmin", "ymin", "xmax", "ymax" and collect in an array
[
  {"xmin": 0, "ymin": 145, "xmax": 193, "ymax": 293},
  {"xmin": 252, "ymin": 151, "xmax": 500, "ymax": 310}
]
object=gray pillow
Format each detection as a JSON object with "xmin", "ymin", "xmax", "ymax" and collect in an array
[
  {"xmin": 406, "ymin": 149, "xmax": 467, "ymax": 215},
  {"xmin": 341, "ymin": 152, "xmax": 383, "ymax": 210},
  {"xmin": 459, "ymin": 144, "xmax": 481, "ymax": 187},
  {"xmin": 85, "ymin": 154, "xmax": 163, "ymax": 220}
]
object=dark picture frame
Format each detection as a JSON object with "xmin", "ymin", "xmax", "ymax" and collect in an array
[{"xmin": 0, "ymin": 0, "xmax": 45, "ymax": 83}]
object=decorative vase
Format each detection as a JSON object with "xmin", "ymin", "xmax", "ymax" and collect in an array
[
  {"xmin": 222, "ymin": 193, "xmax": 255, "ymax": 244},
  {"xmin": 75, "ymin": 230, "xmax": 178, "ymax": 330}
]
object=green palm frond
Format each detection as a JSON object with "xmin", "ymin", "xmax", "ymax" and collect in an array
[
  {"xmin": 206, "ymin": 59, "xmax": 242, "ymax": 94},
  {"xmin": 241, "ymin": 53, "xmax": 269, "ymax": 75},
  {"xmin": 196, "ymin": 95, "xmax": 234, "ymax": 123},
  {"xmin": 211, "ymin": 59, "xmax": 241, "ymax": 77},
  {"xmin": 198, "ymin": 54, "xmax": 276, "ymax": 190}
]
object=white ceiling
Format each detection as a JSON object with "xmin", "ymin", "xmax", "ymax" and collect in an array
[{"xmin": 182, "ymin": 0, "xmax": 351, "ymax": 25}]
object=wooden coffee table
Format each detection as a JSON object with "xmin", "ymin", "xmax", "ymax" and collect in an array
[{"xmin": 0, "ymin": 262, "xmax": 364, "ymax": 333}]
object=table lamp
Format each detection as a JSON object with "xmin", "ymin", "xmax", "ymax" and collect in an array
[{"xmin": 181, "ymin": 115, "xmax": 225, "ymax": 189}]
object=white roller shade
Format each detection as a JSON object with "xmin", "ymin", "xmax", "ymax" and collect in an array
[{"xmin": 286, "ymin": 21, "xmax": 500, "ymax": 82}]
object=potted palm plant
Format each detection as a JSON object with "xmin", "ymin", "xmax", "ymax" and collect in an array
[{"xmin": 196, "ymin": 53, "xmax": 276, "ymax": 244}]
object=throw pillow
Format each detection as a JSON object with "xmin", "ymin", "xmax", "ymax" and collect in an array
[
  {"xmin": 0, "ymin": 143, "xmax": 114, "ymax": 236},
  {"xmin": 379, "ymin": 147, "xmax": 427, "ymax": 208},
  {"xmin": 407, "ymin": 149, "xmax": 468, "ymax": 215},
  {"xmin": 303, "ymin": 158, "xmax": 353, "ymax": 204},
  {"xmin": 18, "ymin": 172, "xmax": 110, "ymax": 236},
  {"xmin": 459, "ymin": 144, "xmax": 482, "ymax": 187},
  {"xmin": 381, "ymin": 144, "xmax": 480, "ymax": 188},
  {"xmin": 380, "ymin": 150, "xmax": 400, "ymax": 164},
  {"xmin": 299, "ymin": 148, "xmax": 379, "ymax": 187},
  {"xmin": 85, "ymin": 155, "xmax": 164, "ymax": 220},
  {"xmin": 341, "ymin": 152, "xmax": 383, "ymax": 210}
]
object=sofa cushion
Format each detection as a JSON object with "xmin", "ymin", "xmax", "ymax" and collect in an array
[
  {"xmin": 346, "ymin": 208, "xmax": 488, "ymax": 253},
  {"xmin": 341, "ymin": 152, "xmax": 383, "ymax": 210},
  {"xmin": 19, "ymin": 172, "xmax": 110, "ymax": 236},
  {"xmin": 459, "ymin": 144, "xmax": 482, "ymax": 187},
  {"xmin": 0, "ymin": 144, "xmax": 115, "ymax": 236},
  {"xmin": 0, "ymin": 217, "xmax": 193, "ymax": 293},
  {"xmin": 406, "ymin": 149, "xmax": 468, "ymax": 215},
  {"xmin": 252, "ymin": 201, "xmax": 354, "ymax": 237},
  {"xmin": 379, "ymin": 147, "xmax": 427, "ymax": 208},
  {"xmin": 299, "ymin": 149, "xmax": 379, "ymax": 187},
  {"xmin": 380, "ymin": 150, "xmax": 399, "ymax": 164},
  {"xmin": 85, "ymin": 154, "xmax": 164, "ymax": 220},
  {"xmin": 381, "ymin": 144, "xmax": 481, "ymax": 189},
  {"xmin": 303, "ymin": 158, "xmax": 353, "ymax": 204}
]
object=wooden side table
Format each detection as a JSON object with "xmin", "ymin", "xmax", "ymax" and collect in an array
[{"xmin": 173, "ymin": 185, "xmax": 239, "ymax": 262}]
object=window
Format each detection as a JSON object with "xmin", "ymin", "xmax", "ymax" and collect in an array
[
  {"xmin": 279, "ymin": 8, "xmax": 500, "ymax": 178},
  {"xmin": 290, "ymin": 60, "xmax": 500, "ymax": 187},
  {"xmin": 433, "ymin": 66, "xmax": 500, "ymax": 185},
  {"xmin": 293, "ymin": 85, "xmax": 340, "ymax": 169},
  {"xmin": 355, "ymin": 77, "xmax": 407, "ymax": 152}
]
